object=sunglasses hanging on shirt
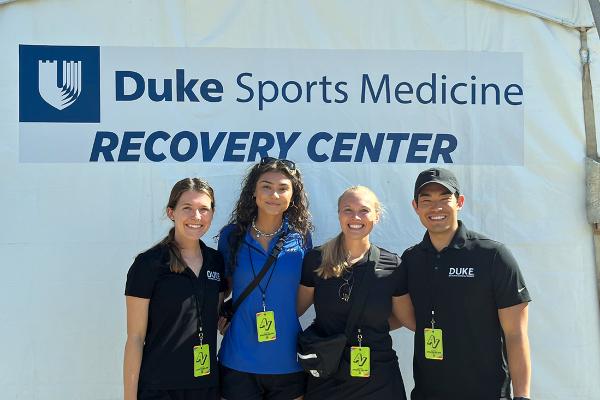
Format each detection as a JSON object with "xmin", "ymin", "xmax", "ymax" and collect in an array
[{"xmin": 338, "ymin": 269, "xmax": 354, "ymax": 302}]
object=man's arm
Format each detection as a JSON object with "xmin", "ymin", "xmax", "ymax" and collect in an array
[
  {"xmin": 389, "ymin": 294, "xmax": 415, "ymax": 331},
  {"xmin": 498, "ymin": 302, "xmax": 531, "ymax": 398}
]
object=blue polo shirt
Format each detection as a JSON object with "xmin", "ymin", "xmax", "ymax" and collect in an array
[{"xmin": 218, "ymin": 222, "xmax": 311, "ymax": 374}]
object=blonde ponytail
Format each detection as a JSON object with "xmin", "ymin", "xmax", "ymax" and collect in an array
[{"xmin": 315, "ymin": 233, "xmax": 349, "ymax": 279}]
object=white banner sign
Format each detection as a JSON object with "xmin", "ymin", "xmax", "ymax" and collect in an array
[{"xmin": 19, "ymin": 45, "xmax": 523, "ymax": 164}]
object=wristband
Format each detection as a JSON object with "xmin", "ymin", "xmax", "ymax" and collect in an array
[{"xmin": 513, "ymin": 397, "xmax": 530, "ymax": 400}]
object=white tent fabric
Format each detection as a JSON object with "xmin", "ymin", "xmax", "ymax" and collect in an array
[
  {"xmin": 483, "ymin": 0, "xmax": 595, "ymax": 27},
  {"xmin": 1, "ymin": 1, "xmax": 599, "ymax": 399}
]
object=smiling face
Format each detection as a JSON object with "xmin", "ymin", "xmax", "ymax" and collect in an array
[
  {"xmin": 254, "ymin": 171, "xmax": 293, "ymax": 217},
  {"xmin": 338, "ymin": 188, "xmax": 380, "ymax": 241},
  {"xmin": 412, "ymin": 183, "xmax": 464, "ymax": 237},
  {"xmin": 167, "ymin": 190, "xmax": 214, "ymax": 244}
]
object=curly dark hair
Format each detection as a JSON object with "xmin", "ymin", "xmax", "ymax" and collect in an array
[{"xmin": 220, "ymin": 159, "xmax": 313, "ymax": 270}]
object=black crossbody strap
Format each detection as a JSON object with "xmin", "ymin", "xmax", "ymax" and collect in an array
[
  {"xmin": 343, "ymin": 245, "xmax": 380, "ymax": 339},
  {"xmin": 231, "ymin": 232, "xmax": 287, "ymax": 314}
]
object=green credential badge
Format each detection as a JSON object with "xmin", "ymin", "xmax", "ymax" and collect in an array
[
  {"xmin": 193, "ymin": 344, "xmax": 210, "ymax": 377},
  {"xmin": 424, "ymin": 328, "xmax": 443, "ymax": 360},
  {"xmin": 256, "ymin": 311, "xmax": 276, "ymax": 342},
  {"xmin": 350, "ymin": 346, "xmax": 370, "ymax": 377}
]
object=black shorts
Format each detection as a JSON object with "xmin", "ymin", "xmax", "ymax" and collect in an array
[
  {"xmin": 220, "ymin": 364, "xmax": 306, "ymax": 400},
  {"xmin": 138, "ymin": 387, "xmax": 219, "ymax": 400},
  {"xmin": 306, "ymin": 358, "xmax": 406, "ymax": 400}
]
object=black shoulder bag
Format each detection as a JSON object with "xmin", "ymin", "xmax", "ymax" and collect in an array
[
  {"xmin": 220, "ymin": 232, "xmax": 287, "ymax": 321},
  {"xmin": 297, "ymin": 246, "xmax": 380, "ymax": 378}
]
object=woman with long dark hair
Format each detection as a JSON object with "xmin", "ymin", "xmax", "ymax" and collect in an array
[
  {"xmin": 124, "ymin": 178, "xmax": 226, "ymax": 400},
  {"xmin": 297, "ymin": 186, "xmax": 415, "ymax": 400},
  {"xmin": 218, "ymin": 157, "xmax": 312, "ymax": 400}
]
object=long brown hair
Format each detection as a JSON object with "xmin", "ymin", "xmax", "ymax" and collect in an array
[
  {"xmin": 220, "ymin": 159, "xmax": 313, "ymax": 270},
  {"xmin": 316, "ymin": 186, "xmax": 381, "ymax": 279},
  {"xmin": 159, "ymin": 178, "xmax": 215, "ymax": 273}
]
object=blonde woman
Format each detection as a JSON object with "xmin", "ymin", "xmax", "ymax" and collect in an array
[{"xmin": 297, "ymin": 186, "xmax": 415, "ymax": 400}]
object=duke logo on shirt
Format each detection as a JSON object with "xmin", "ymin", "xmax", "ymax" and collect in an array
[
  {"xmin": 206, "ymin": 271, "xmax": 221, "ymax": 281},
  {"xmin": 448, "ymin": 267, "xmax": 475, "ymax": 278}
]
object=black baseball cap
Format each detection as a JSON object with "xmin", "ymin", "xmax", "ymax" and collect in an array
[{"xmin": 414, "ymin": 168, "xmax": 460, "ymax": 200}]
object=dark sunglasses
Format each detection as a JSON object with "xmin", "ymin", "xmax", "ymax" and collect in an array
[{"xmin": 259, "ymin": 156, "xmax": 296, "ymax": 171}]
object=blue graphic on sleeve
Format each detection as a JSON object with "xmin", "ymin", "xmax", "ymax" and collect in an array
[{"xmin": 19, "ymin": 45, "xmax": 100, "ymax": 123}]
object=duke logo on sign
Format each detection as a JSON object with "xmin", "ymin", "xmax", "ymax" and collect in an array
[
  {"xmin": 19, "ymin": 45, "xmax": 100, "ymax": 123},
  {"xmin": 38, "ymin": 60, "xmax": 82, "ymax": 110}
]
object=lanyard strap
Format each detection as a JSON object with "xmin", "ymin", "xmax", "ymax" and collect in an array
[
  {"xmin": 344, "ymin": 245, "xmax": 379, "ymax": 343},
  {"xmin": 428, "ymin": 252, "xmax": 441, "ymax": 329},
  {"xmin": 248, "ymin": 245, "xmax": 278, "ymax": 311},
  {"xmin": 190, "ymin": 272, "xmax": 207, "ymax": 345},
  {"xmin": 230, "ymin": 231, "xmax": 287, "ymax": 315}
]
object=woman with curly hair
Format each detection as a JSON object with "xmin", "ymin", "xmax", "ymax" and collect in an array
[{"xmin": 217, "ymin": 157, "xmax": 312, "ymax": 400}]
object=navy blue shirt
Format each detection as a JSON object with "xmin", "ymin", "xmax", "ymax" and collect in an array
[{"xmin": 218, "ymin": 222, "xmax": 311, "ymax": 374}]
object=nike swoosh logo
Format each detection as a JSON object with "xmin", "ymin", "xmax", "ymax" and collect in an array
[{"xmin": 518, "ymin": 287, "xmax": 526, "ymax": 293}]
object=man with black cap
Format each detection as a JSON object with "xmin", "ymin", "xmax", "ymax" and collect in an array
[{"xmin": 401, "ymin": 168, "xmax": 531, "ymax": 400}]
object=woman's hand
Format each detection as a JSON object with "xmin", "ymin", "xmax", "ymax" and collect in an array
[{"xmin": 218, "ymin": 316, "xmax": 231, "ymax": 335}]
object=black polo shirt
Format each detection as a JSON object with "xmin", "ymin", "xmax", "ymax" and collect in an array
[
  {"xmin": 301, "ymin": 245, "xmax": 408, "ymax": 361},
  {"xmin": 125, "ymin": 240, "xmax": 226, "ymax": 390},
  {"xmin": 402, "ymin": 221, "xmax": 531, "ymax": 400}
]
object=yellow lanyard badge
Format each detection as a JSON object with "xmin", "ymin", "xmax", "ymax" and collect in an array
[
  {"xmin": 350, "ymin": 328, "xmax": 370, "ymax": 377},
  {"xmin": 350, "ymin": 346, "xmax": 370, "ymax": 377},
  {"xmin": 424, "ymin": 328, "xmax": 443, "ymax": 360},
  {"xmin": 193, "ymin": 344, "xmax": 210, "ymax": 377},
  {"xmin": 256, "ymin": 310, "xmax": 276, "ymax": 342}
]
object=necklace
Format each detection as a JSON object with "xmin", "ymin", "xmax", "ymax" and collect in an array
[{"xmin": 252, "ymin": 218, "xmax": 283, "ymax": 238}]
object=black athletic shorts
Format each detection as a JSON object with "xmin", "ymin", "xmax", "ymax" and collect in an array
[
  {"xmin": 220, "ymin": 364, "xmax": 306, "ymax": 400},
  {"xmin": 138, "ymin": 387, "xmax": 219, "ymax": 400},
  {"xmin": 306, "ymin": 357, "xmax": 406, "ymax": 400}
]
